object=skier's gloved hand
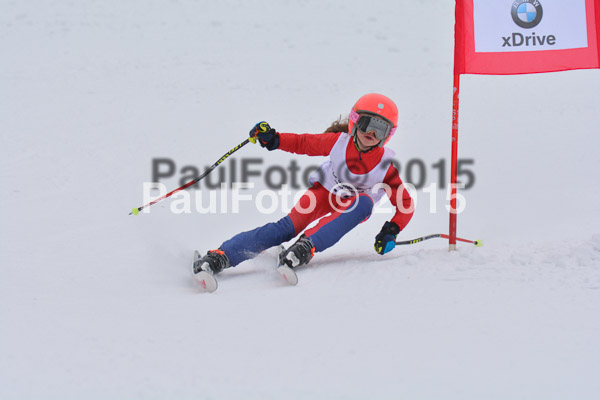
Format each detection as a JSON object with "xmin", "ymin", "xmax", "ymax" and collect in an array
[
  {"xmin": 374, "ymin": 221, "xmax": 400, "ymax": 255},
  {"xmin": 249, "ymin": 121, "xmax": 279, "ymax": 151}
]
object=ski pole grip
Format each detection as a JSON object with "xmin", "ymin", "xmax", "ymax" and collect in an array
[{"xmin": 249, "ymin": 121, "xmax": 271, "ymax": 144}]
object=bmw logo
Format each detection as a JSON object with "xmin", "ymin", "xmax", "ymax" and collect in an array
[{"xmin": 511, "ymin": 0, "xmax": 543, "ymax": 29}]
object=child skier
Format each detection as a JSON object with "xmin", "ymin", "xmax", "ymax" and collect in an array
[{"xmin": 193, "ymin": 93, "xmax": 414, "ymax": 288}]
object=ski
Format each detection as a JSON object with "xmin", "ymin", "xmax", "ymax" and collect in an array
[
  {"xmin": 193, "ymin": 250, "xmax": 218, "ymax": 293},
  {"xmin": 277, "ymin": 245, "xmax": 298, "ymax": 286},
  {"xmin": 192, "ymin": 247, "xmax": 298, "ymax": 291}
]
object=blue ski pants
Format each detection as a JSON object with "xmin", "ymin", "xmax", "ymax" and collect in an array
[{"xmin": 220, "ymin": 184, "xmax": 374, "ymax": 267}]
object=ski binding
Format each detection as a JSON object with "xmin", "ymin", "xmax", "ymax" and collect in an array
[{"xmin": 277, "ymin": 245, "xmax": 298, "ymax": 286}]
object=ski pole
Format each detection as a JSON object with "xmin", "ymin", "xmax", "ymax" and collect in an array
[
  {"xmin": 396, "ymin": 234, "xmax": 482, "ymax": 247},
  {"xmin": 130, "ymin": 138, "xmax": 251, "ymax": 215}
]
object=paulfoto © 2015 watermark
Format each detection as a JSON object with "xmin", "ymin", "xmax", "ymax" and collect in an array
[
  {"xmin": 140, "ymin": 182, "xmax": 469, "ymax": 215},
  {"xmin": 140, "ymin": 156, "xmax": 475, "ymax": 215},
  {"xmin": 151, "ymin": 156, "xmax": 476, "ymax": 190}
]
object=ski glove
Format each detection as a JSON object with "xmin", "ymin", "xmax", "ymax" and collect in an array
[
  {"xmin": 374, "ymin": 221, "xmax": 400, "ymax": 255},
  {"xmin": 249, "ymin": 121, "xmax": 279, "ymax": 151}
]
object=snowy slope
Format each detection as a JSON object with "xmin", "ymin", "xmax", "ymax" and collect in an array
[{"xmin": 1, "ymin": 1, "xmax": 599, "ymax": 399}]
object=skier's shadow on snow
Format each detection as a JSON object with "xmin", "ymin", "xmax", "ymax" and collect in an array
[{"xmin": 311, "ymin": 249, "xmax": 408, "ymax": 266}]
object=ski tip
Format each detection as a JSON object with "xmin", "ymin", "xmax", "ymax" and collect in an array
[
  {"xmin": 278, "ymin": 265, "xmax": 298, "ymax": 286},
  {"xmin": 194, "ymin": 271, "xmax": 218, "ymax": 293}
]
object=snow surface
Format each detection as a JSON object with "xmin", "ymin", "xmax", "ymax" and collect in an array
[{"xmin": 1, "ymin": 1, "xmax": 599, "ymax": 399}]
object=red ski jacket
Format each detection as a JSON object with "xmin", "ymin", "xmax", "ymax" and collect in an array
[{"xmin": 278, "ymin": 131, "xmax": 414, "ymax": 231}]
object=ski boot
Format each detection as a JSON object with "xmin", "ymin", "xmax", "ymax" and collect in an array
[
  {"xmin": 193, "ymin": 249, "xmax": 231, "ymax": 292},
  {"xmin": 278, "ymin": 235, "xmax": 315, "ymax": 285}
]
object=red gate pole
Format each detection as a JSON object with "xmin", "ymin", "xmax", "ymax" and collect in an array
[{"xmin": 449, "ymin": 73, "xmax": 461, "ymax": 251}]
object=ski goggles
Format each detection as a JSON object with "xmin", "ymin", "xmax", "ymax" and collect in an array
[{"xmin": 349, "ymin": 110, "xmax": 395, "ymax": 140}]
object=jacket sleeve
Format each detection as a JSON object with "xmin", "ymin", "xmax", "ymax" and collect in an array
[
  {"xmin": 277, "ymin": 132, "xmax": 342, "ymax": 156},
  {"xmin": 383, "ymin": 162, "xmax": 414, "ymax": 231}
]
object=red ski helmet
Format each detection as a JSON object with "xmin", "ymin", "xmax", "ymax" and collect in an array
[{"xmin": 349, "ymin": 93, "xmax": 398, "ymax": 147}]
